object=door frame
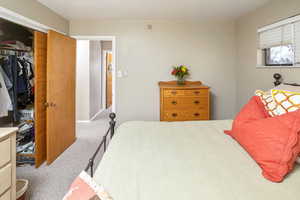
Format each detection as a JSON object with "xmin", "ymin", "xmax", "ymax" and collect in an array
[{"xmin": 72, "ymin": 36, "xmax": 117, "ymax": 114}]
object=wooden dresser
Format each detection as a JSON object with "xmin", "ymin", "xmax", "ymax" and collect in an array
[
  {"xmin": 159, "ymin": 81, "xmax": 210, "ymax": 121},
  {"xmin": 0, "ymin": 128, "xmax": 17, "ymax": 200}
]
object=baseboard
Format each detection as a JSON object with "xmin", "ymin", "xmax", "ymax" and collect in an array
[
  {"xmin": 90, "ymin": 109, "xmax": 105, "ymax": 121},
  {"xmin": 76, "ymin": 120, "xmax": 91, "ymax": 123},
  {"xmin": 76, "ymin": 108, "xmax": 107, "ymax": 123}
]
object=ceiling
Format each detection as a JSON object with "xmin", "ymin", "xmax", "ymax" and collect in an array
[{"xmin": 37, "ymin": 0, "xmax": 273, "ymax": 21}]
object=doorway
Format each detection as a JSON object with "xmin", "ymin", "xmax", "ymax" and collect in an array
[{"xmin": 74, "ymin": 36, "xmax": 116, "ymax": 122}]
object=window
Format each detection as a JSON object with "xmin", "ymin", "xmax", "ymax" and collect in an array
[
  {"xmin": 265, "ymin": 45, "xmax": 294, "ymax": 66},
  {"xmin": 257, "ymin": 15, "xmax": 300, "ymax": 67}
]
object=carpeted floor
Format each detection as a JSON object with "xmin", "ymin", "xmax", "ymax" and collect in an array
[{"xmin": 17, "ymin": 113, "xmax": 111, "ymax": 200}]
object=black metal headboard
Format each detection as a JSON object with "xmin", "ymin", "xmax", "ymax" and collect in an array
[{"xmin": 273, "ymin": 73, "xmax": 300, "ymax": 87}]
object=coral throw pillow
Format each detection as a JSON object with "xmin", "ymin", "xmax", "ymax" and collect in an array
[
  {"xmin": 226, "ymin": 95, "xmax": 300, "ymax": 182},
  {"xmin": 225, "ymin": 96, "xmax": 269, "ymax": 136},
  {"xmin": 63, "ymin": 171, "xmax": 113, "ymax": 200},
  {"xmin": 232, "ymin": 111, "xmax": 300, "ymax": 182},
  {"xmin": 226, "ymin": 96, "xmax": 300, "ymax": 182}
]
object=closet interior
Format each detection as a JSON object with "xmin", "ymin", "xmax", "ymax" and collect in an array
[
  {"xmin": 0, "ymin": 19, "xmax": 37, "ymax": 166},
  {"xmin": 0, "ymin": 18, "xmax": 76, "ymax": 168}
]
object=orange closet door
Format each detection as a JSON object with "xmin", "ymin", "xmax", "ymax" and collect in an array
[
  {"xmin": 34, "ymin": 31, "xmax": 47, "ymax": 168},
  {"xmin": 46, "ymin": 30, "xmax": 76, "ymax": 164}
]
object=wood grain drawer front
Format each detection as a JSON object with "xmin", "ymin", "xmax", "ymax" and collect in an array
[
  {"xmin": 164, "ymin": 97, "xmax": 208, "ymax": 109},
  {"xmin": 0, "ymin": 138, "xmax": 10, "ymax": 167},
  {"xmin": 0, "ymin": 164, "xmax": 12, "ymax": 196},
  {"xmin": 164, "ymin": 110, "xmax": 209, "ymax": 121},
  {"xmin": 164, "ymin": 89, "xmax": 208, "ymax": 97},
  {"xmin": 0, "ymin": 189, "xmax": 10, "ymax": 200},
  {"xmin": 184, "ymin": 89, "xmax": 208, "ymax": 97}
]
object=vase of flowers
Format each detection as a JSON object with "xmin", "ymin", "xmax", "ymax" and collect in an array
[{"xmin": 171, "ymin": 65, "xmax": 189, "ymax": 85}]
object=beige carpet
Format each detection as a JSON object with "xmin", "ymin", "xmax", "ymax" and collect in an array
[{"xmin": 17, "ymin": 114, "xmax": 111, "ymax": 200}]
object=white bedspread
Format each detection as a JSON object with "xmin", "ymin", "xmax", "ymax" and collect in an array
[{"xmin": 93, "ymin": 120, "xmax": 300, "ymax": 200}]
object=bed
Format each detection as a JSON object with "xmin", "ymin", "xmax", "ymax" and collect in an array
[
  {"xmin": 91, "ymin": 120, "xmax": 300, "ymax": 200},
  {"xmin": 84, "ymin": 73, "xmax": 300, "ymax": 200}
]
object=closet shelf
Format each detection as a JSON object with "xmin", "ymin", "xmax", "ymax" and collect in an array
[
  {"xmin": 0, "ymin": 47, "xmax": 31, "ymax": 52},
  {"xmin": 17, "ymin": 153, "xmax": 35, "ymax": 158}
]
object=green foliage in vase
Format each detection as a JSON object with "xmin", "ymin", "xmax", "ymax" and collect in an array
[{"xmin": 171, "ymin": 65, "xmax": 189, "ymax": 79}]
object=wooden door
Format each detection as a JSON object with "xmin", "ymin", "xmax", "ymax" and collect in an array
[
  {"xmin": 34, "ymin": 31, "xmax": 47, "ymax": 168},
  {"xmin": 106, "ymin": 52, "xmax": 113, "ymax": 108},
  {"xmin": 46, "ymin": 30, "xmax": 76, "ymax": 164}
]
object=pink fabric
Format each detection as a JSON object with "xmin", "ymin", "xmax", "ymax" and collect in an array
[
  {"xmin": 225, "ymin": 96, "xmax": 300, "ymax": 182},
  {"xmin": 64, "ymin": 177, "xmax": 98, "ymax": 200},
  {"xmin": 225, "ymin": 96, "xmax": 270, "ymax": 136},
  {"xmin": 63, "ymin": 171, "xmax": 112, "ymax": 200}
]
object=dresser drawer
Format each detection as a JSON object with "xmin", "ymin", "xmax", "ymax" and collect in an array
[
  {"xmin": 0, "ymin": 138, "xmax": 11, "ymax": 167},
  {"xmin": 0, "ymin": 189, "xmax": 10, "ymax": 200},
  {"xmin": 163, "ymin": 110, "xmax": 209, "ymax": 121},
  {"xmin": 184, "ymin": 89, "xmax": 209, "ymax": 97},
  {"xmin": 0, "ymin": 164, "xmax": 12, "ymax": 196},
  {"xmin": 164, "ymin": 89, "xmax": 208, "ymax": 97},
  {"xmin": 164, "ymin": 97, "xmax": 208, "ymax": 109}
]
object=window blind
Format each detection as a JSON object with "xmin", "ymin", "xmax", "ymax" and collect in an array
[
  {"xmin": 259, "ymin": 24, "xmax": 293, "ymax": 49},
  {"xmin": 294, "ymin": 21, "xmax": 300, "ymax": 64}
]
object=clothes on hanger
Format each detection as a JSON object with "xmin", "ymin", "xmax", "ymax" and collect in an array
[
  {"xmin": 0, "ymin": 55, "xmax": 19, "ymax": 121},
  {"xmin": 0, "ymin": 67, "xmax": 12, "ymax": 90},
  {"xmin": 17, "ymin": 58, "xmax": 34, "ymax": 108},
  {"xmin": 0, "ymin": 69, "xmax": 12, "ymax": 117},
  {"xmin": 0, "ymin": 52, "xmax": 34, "ymax": 121}
]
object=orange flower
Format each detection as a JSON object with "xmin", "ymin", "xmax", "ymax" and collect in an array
[{"xmin": 171, "ymin": 69, "xmax": 177, "ymax": 75}]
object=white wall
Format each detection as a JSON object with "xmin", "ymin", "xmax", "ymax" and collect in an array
[
  {"xmin": 4, "ymin": 0, "xmax": 299, "ymax": 124},
  {"xmin": 89, "ymin": 41, "xmax": 102, "ymax": 118},
  {"xmin": 76, "ymin": 40, "xmax": 103, "ymax": 121},
  {"xmin": 76, "ymin": 40, "xmax": 90, "ymax": 121},
  {"xmin": 236, "ymin": 0, "xmax": 300, "ymax": 111},
  {"xmin": 0, "ymin": 0, "xmax": 69, "ymax": 34},
  {"xmin": 70, "ymin": 20, "xmax": 237, "ymax": 123}
]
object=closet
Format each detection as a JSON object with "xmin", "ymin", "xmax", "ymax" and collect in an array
[{"xmin": 0, "ymin": 18, "xmax": 76, "ymax": 168}]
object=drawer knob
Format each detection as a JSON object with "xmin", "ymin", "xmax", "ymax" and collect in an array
[
  {"xmin": 171, "ymin": 101, "xmax": 177, "ymax": 105},
  {"xmin": 172, "ymin": 113, "xmax": 178, "ymax": 117},
  {"xmin": 194, "ymin": 91, "xmax": 200, "ymax": 95},
  {"xmin": 194, "ymin": 100, "xmax": 200, "ymax": 104},
  {"xmin": 171, "ymin": 91, "xmax": 177, "ymax": 95},
  {"xmin": 194, "ymin": 113, "xmax": 200, "ymax": 117}
]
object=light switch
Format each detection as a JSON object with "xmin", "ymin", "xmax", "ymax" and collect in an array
[{"xmin": 117, "ymin": 70, "xmax": 123, "ymax": 78}]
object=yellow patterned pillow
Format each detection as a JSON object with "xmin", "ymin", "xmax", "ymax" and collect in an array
[
  {"xmin": 271, "ymin": 89, "xmax": 300, "ymax": 115},
  {"xmin": 255, "ymin": 90, "xmax": 278, "ymax": 117}
]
